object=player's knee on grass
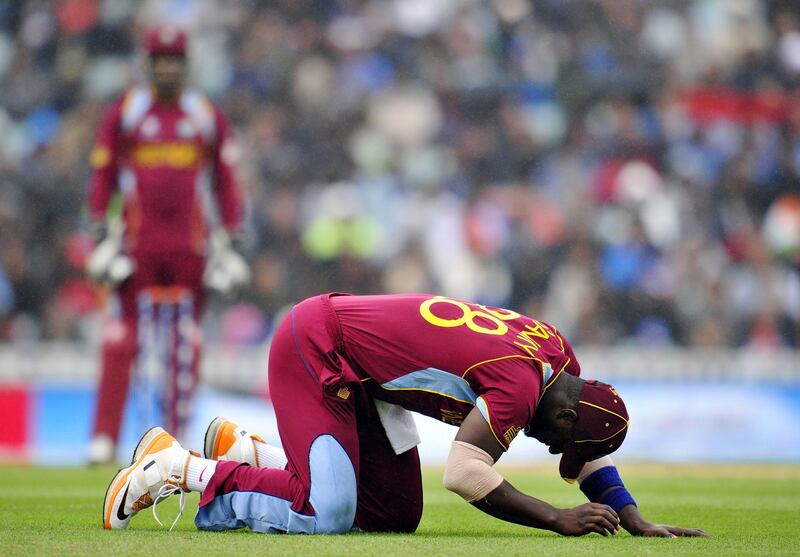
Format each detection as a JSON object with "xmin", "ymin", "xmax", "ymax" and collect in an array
[
  {"xmin": 308, "ymin": 435, "xmax": 357, "ymax": 534},
  {"xmin": 356, "ymin": 497, "xmax": 422, "ymax": 533},
  {"xmin": 387, "ymin": 503, "xmax": 422, "ymax": 534}
]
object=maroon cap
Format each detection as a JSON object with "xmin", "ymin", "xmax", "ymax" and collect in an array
[
  {"xmin": 144, "ymin": 25, "xmax": 188, "ymax": 57},
  {"xmin": 559, "ymin": 380, "xmax": 629, "ymax": 481}
]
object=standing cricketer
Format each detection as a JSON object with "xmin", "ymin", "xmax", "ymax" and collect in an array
[
  {"xmin": 87, "ymin": 25, "xmax": 246, "ymax": 463},
  {"xmin": 103, "ymin": 293, "xmax": 708, "ymax": 537}
]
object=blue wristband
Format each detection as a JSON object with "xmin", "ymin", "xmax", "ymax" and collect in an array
[
  {"xmin": 580, "ymin": 466, "xmax": 637, "ymax": 512},
  {"xmin": 603, "ymin": 487, "xmax": 637, "ymax": 512},
  {"xmin": 580, "ymin": 466, "xmax": 621, "ymax": 501}
]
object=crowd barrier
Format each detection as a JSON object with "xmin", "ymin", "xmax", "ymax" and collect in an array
[{"xmin": 0, "ymin": 343, "xmax": 798, "ymax": 464}]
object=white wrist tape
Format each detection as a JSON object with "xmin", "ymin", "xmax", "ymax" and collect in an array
[{"xmin": 443, "ymin": 441, "xmax": 504, "ymax": 502}]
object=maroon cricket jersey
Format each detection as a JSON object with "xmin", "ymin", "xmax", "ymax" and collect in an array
[
  {"xmin": 88, "ymin": 86, "xmax": 242, "ymax": 254},
  {"xmin": 330, "ymin": 293, "xmax": 581, "ymax": 450}
]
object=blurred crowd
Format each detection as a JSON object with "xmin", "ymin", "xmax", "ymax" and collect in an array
[{"xmin": 0, "ymin": 0, "xmax": 799, "ymax": 348}]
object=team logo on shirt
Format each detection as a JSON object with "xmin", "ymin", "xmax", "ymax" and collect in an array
[
  {"xmin": 440, "ymin": 409, "xmax": 464, "ymax": 425},
  {"xmin": 132, "ymin": 142, "xmax": 201, "ymax": 168},
  {"xmin": 504, "ymin": 426, "xmax": 521, "ymax": 444},
  {"xmin": 336, "ymin": 387, "xmax": 351, "ymax": 400}
]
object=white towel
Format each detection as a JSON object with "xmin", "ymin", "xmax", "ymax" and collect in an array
[{"xmin": 374, "ymin": 399, "xmax": 421, "ymax": 455}]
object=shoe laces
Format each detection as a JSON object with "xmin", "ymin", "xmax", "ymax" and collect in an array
[{"xmin": 152, "ymin": 480, "xmax": 186, "ymax": 531}]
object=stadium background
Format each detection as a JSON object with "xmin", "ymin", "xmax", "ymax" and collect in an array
[{"xmin": 0, "ymin": 0, "xmax": 798, "ymax": 466}]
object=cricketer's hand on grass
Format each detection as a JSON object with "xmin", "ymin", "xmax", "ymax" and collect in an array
[
  {"xmin": 449, "ymin": 407, "xmax": 710, "ymax": 537},
  {"xmin": 617, "ymin": 505, "xmax": 710, "ymax": 538}
]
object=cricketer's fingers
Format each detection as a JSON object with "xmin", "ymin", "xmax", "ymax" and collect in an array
[
  {"xmin": 586, "ymin": 504, "xmax": 620, "ymax": 536},
  {"xmin": 593, "ymin": 516, "xmax": 620, "ymax": 536},
  {"xmin": 664, "ymin": 525, "xmax": 711, "ymax": 537},
  {"xmin": 591, "ymin": 503, "xmax": 620, "ymax": 530}
]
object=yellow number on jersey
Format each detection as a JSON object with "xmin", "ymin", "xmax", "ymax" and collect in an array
[{"xmin": 419, "ymin": 296, "xmax": 521, "ymax": 336}]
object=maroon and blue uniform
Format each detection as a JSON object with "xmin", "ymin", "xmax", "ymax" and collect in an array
[
  {"xmin": 89, "ymin": 86, "xmax": 243, "ymax": 443},
  {"xmin": 198, "ymin": 293, "xmax": 580, "ymax": 533}
]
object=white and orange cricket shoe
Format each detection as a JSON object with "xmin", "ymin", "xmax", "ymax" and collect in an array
[
  {"xmin": 102, "ymin": 427, "xmax": 193, "ymax": 530},
  {"xmin": 203, "ymin": 416, "xmax": 265, "ymax": 466}
]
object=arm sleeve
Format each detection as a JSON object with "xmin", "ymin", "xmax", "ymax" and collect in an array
[
  {"xmin": 87, "ymin": 101, "xmax": 123, "ymax": 224},
  {"xmin": 443, "ymin": 441, "xmax": 503, "ymax": 502},
  {"xmin": 211, "ymin": 109, "xmax": 244, "ymax": 233}
]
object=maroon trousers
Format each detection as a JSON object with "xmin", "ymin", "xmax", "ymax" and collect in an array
[
  {"xmin": 92, "ymin": 251, "xmax": 205, "ymax": 443},
  {"xmin": 197, "ymin": 295, "xmax": 423, "ymax": 533}
]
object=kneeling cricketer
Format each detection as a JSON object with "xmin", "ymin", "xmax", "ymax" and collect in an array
[{"xmin": 103, "ymin": 293, "xmax": 709, "ymax": 537}]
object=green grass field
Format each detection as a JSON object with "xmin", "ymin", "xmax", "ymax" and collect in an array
[{"xmin": 0, "ymin": 464, "xmax": 798, "ymax": 556}]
